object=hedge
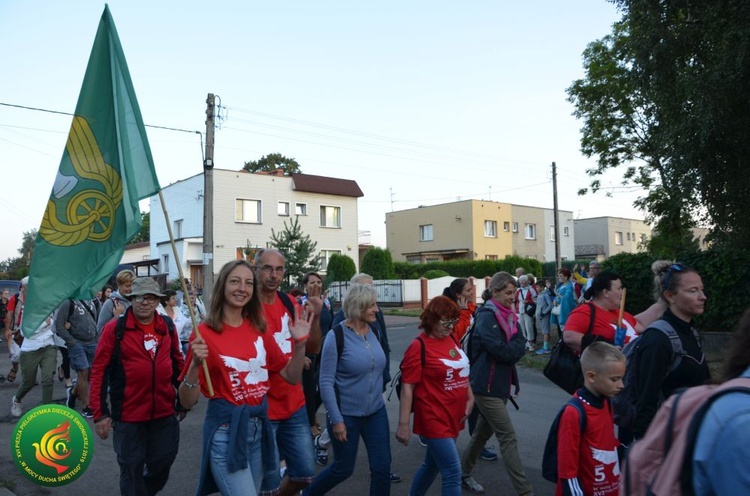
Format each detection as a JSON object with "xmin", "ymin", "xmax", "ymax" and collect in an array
[{"xmin": 393, "ymin": 256, "xmax": 543, "ymax": 280}]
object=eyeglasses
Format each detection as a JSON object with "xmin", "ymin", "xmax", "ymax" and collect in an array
[
  {"xmin": 259, "ymin": 265, "xmax": 286, "ymax": 275},
  {"xmin": 439, "ymin": 318, "xmax": 459, "ymax": 329},
  {"xmin": 663, "ymin": 263, "xmax": 687, "ymax": 291},
  {"xmin": 132, "ymin": 295, "xmax": 160, "ymax": 304}
]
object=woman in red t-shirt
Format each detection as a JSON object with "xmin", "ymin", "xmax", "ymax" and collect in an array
[
  {"xmin": 396, "ymin": 296, "xmax": 474, "ymax": 496},
  {"xmin": 442, "ymin": 278, "xmax": 476, "ymax": 342},
  {"xmin": 563, "ymin": 271, "xmax": 638, "ymax": 355},
  {"xmin": 179, "ymin": 260, "xmax": 312, "ymax": 496}
]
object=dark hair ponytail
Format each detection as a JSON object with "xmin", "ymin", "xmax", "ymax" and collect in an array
[
  {"xmin": 443, "ymin": 278, "xmax": 469, "ymax": 303},
  {"xmin": 585, "ymin": 271, "xmax": 621, "ymax": 300}
]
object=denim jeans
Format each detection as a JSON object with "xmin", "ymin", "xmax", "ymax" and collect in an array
[
  {"xmin": 304, "ymin": 405, "xmax": 391, "ymax": 496},
  {"xmin": 209, "ymin": 418, "xmax": 263, "ymax": 496},
  {"xmin": 270, "ymin": 406, "xmax": 316, "ymax": 482},
  {"xmin": 410, "ymin": 437, "xmax": 461, "ymax": 496},
  {"xmin": 113, "ymin": 415, "xmax": 179, "ymax": 496}
]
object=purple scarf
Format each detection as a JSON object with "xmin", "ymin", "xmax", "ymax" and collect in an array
[{"xmin": 490, "ymin": 298, "xmax": 518, "ymax": 342}]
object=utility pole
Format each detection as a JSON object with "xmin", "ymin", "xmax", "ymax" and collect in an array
[
  {"xmin": 552, "ymin": 161, "xmax": 561, "ymax": 271},
  {"xmin": 202, "ymin": 93, "xmax": 215, "ymax": 304}
]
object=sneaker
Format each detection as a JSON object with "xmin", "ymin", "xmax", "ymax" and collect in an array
[
  {"xmin": 81, "ymin": 407, "xmax": 94, "ymax": 419},
  {"xmin": 389, "ymin": 472, "xmax": 402, "ymax": 483},
  {"xmin": 11, "ymin": 396, "xmax": 22, "ymax": 417},
  {"xmin": 479, "ymin": 448, "xmax": 498, "ymax": 461},
  {"xmin": 461, "ymin": 475, "xmax": 485, "ymax": 494},
  {"xmin": 66, "ymin": 386, "xmax": 76, "ymax": 409},
  {"xmin": 313, "ymin": 434, "xmax": 328, "ymax": 466},
  {"xmin": 535, "ymin": 348, "xmax": 551, "ymax": 355},
  {"xmin": 418, "ymin": 435, "xmax": 427, "ymax": 447}
]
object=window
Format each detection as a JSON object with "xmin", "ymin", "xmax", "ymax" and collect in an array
[
  {"xmin": 485, "ymin": 254, "xmax": 498, "ymax": 260},
  {"xmin": 320, "ymin": 205, "xmax": 341, "ymax": 228},
  {"xmin": 484, "ymin": 220, "xmax": 497, "ymax": 238},
  {"xmin": 563, "ymin": 226, "xmax": 570, "ymax": 237},
  {"xmin": 236, "ymin": 199, "xmax": 261, "ymax": 223},
  {"xmin": 503, "ymin": 221, "xmax": 510, "ymax": 232},
  {"xmin": 615, "ymin": 231, "xmax": 624, "ymax": 245},
  {"xmin": 295, "ymin": 203, "xmax": 307, "ymax": 216},
  {"xmin": 626, "ymin": 232, "xmax": 631, "ymax": 241},
  {"xmin": 173, "ymin": 219, "xmax": 183, "ymax": 239},
  {"xmin": 512, "ymin": 222, "xmax": 519, "ymax": 233},
  {"xmin": 639, "ymin": 233, "xmax": 647, "ymax": 244},
  {"xmin": 162, "ymin": 254, "xmax": 169, "ymax": 273},
  {"xmin": 319, "ymin": 250, "xmax": 342, "ymax": 270},
  {"xmin": 524, "ymin": 223, "xmax": 536, "ymax": 240},
  {"xmin": 549, "ymin": 225, "xmax": 556, "ymax": 243},
  {"xmin": 419, "ymin": 224, "xmax": 433, "ymax": 241},
  {"xmin": 278, "ymin": 201, "xmax": 290, "ymax": 216}
]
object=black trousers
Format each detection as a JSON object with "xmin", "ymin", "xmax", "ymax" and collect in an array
[
  {"xmin": 113, "ymin": 415, "xmax": 179, "ymax": 496},
  {"xmin": 302, "ymin": 353, "xmax": 323, "ymax": 427}
]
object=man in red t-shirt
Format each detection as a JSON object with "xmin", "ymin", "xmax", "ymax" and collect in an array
[{"xmin": 255, "ymin": 249, "xmax": 321, "ymax": 496}]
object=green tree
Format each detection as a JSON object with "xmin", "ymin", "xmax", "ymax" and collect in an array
[
  {"xmin": 131, "ymin": 211, "xmax": 150, "ymax": 243},
  {"xmin": 269, "ymin": 216, "xmax": 320, "ymax": 289},
  {"xmin": 243, "ymin": 153, "xmax": 301, "ymax": 175},
  {"xmin": 325, "ymin": 254, "xmax": 356, "ymax": 284},
  {"xmin": 360, "ymin": 247, "xmax": 395, "ymax": 280}
]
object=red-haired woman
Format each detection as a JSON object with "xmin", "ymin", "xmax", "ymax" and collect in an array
[{"xmin": 396, "ymin": 296, "xmax": 474, "ymax": 496}]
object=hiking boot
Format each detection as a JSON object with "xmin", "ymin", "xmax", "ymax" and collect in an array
[
  {"xmin": 462, "ymin": 475, "xmax": 485, "ymax": 494},
  {"xmin": 389, "ymin": 472, "xmax": 402, "ymax": 483},
  {"xmin": 479, "ymin": 448, "xmax": 498, "ymax": 461},
  {"xmin": 313, "ymin": 434, "xmax": 328, "ymax": 466},
  {"xmin": 11, "ymin": 396, "xmax": 22, "ymax": 417}
]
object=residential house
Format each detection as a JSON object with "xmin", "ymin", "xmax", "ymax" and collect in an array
[
  {"xmin": 149, "ymin": 169, "xmax": 363, "ymax": 288},
  {"xmin": 385, "ymin": 200, "xmax": 575, "ymax": 263},
  {"xmin": 573, "ymin": 216, "xmax": 651, "ymax": 259}
]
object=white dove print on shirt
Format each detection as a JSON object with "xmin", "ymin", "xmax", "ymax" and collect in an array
[
  {"xmin": 219, "ymin": 337, "xmax": 268, "ymax": 385},
  {"xmin": 439, "ymin": 348, "xmax": 471, "ymax": 378},
  {"xmin": 590, "ymin": 446, "xmax": 621, "ymax": 477},
  {"xmin": 273, "ymin": 312, "xmax": 292, "ymax": 354}
]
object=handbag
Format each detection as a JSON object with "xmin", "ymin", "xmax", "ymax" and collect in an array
[
  {"xmin": 543, "ymin": 303, "xmax": 596, "ymax": 394},
  {"xmin": 551, "ymin": 305, "xmax": 561, "ymax": 316}
]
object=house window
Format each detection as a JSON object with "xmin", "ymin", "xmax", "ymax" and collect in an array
[
  {"xmin": 162, "ymin": 254, "xmax": 169, "ymax": 273},
  {"xmin": 626, "ymin": 232, "xmax": 631, "ymax": 241},
  {"xmin": 295, "ymin": 203, "xmax": 307, "ymax": 216},
  {"xmin": 485, "ymin": 254, "xmax": 498, "ymax": 260},
  {"xmin": 550, "ymin": 225, "xmax": 556, "ymax": 243},
  {"xmin": 278, "ymin": 201, "xmax": 290, "ymax": 216},
  {"xmin": 419, "ymin": 224, "xmax": 433, "ymax": 241},
  {"xmin": 174, "ymin": 219, "xmax": 183, "ymax": 239},
  {"xmin": 639, "ymin": 233, "xmax": 647, "ymax": 244},
  {"xmin": 615, "ymin": 231, "xmax": 624, "ymax": 245},
  {"xmin": 525, "ymin": 223, "xmax": 536, "ymax": 240},
  {"xmin": 236, "ymin": 199, "xmax": 261, "ymax": 223},
  {"xmin": 512, "ymin": 222, "xmax": 519, "ymax": 233},
  {"xmin": 484, "ymin": 220, "xmax": 497, "ymax": 238},
  {"xmin": 503, "ymin": 221, "xmax": 510, "ymax": 232},
  {"xmin": 563, "ymin": 226, "xmax": 570, "ymax": 237},
  {"xmin": 319, "ymin": 250, "xmax": 342, "ymax": 270},
  {"xmin": 320, "ymin": 205, "xmax": 341, "ymax": 228}
]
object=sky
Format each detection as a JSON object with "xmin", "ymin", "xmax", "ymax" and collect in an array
[{"xmin": 0, "ymin": 0, "xmax": 644, "ymax": 262}]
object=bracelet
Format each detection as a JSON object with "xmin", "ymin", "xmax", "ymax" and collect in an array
[
  {"xmin": 182, "ymin": 377, "xmax": 199, "ymax": 389},
  {"xmin": 292, "ymin": 334, "xmax": 309, "ymax": 344}
]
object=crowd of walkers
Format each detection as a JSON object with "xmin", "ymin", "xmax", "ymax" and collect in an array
[{"xmin": 4, "ymin": 254, "xmax": 745, "ymax": 496}]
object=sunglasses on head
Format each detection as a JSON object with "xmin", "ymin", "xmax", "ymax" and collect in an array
[{"xmin": 663, "ymin": 263, "xmax": 687, "ymax": 291}]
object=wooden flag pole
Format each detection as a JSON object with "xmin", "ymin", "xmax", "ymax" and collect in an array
[
  {"xmin": 158, "ymin": 191, "xmax": 214, "ymax": 397},
  {"xmin": 617, "ymin": 288, "xmax": 627, "ymax": 328}
]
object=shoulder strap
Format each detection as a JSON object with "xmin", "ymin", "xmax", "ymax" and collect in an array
[
  {"xmin": 585, "ymin": 302, "xmax": 596, "ymax": 335},
  {"xmin": 415, "ymin": 335, "xmax": 426, "ymax": 367},
  {"xmin": 67, "ymin": 300, "xmax": 76, "ymax": 321},
  {"xmin": 648, "ymin": 319, "xmax": 695, "ymax": 372},
  {"xmin": 277, "ymin": 291, "xmax": 295, "ymax": 320},
  {"xmin": 568, "ymin": 396, "xmax": 587, "ymax": 433},
  {"xmin": 334, "ymin": 322, "xmax": 345, "ymax": 362}
]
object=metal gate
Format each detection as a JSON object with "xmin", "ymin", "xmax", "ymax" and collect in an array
[{"xmin": 328, "ymin": 280, "xmax": 403, "ymax": 307}]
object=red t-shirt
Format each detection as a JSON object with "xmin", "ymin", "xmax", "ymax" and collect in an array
[
  {"xmin": 140, "ymin": 320, "xmax": 161, "ymax": 360},
  {"xmin": 453, "ymin": 302, "xmax": 476, "ymax": 343},
  {"xmin": 180, "ymin": 321, "xmax": 287, "ymax": 405},
  {"xmin": 564, "ymin": 304, "xmax": 638, "ymax": 346},
  {"xmin": 401, "ymin": 334, "xmax": 471, "ymax": 438},
  {"xmin": 7, "ymin": 294, "xmax": 22, "ymax": 328},
  {"xmin": 556, "ymin": 393, "xmax": 620, "ymax": 496},
  {"xmin": 263, "ymin": 295, "xmax": 306, "ymax": 420}
]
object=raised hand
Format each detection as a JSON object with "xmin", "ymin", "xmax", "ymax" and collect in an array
[{"xmin": 289, "ymin": 304, "xmax": 313, "ymax": 342}]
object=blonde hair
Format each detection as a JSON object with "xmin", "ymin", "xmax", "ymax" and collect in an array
[
  {"xmin": 342, "ymin": 284, "xmax": 378, "ymax": 322},
  {"xmin": 580, "ymin": 342, "xmax": 625, "ymax": 374},
  {"xmin": 116, "ymin": 269, "xmax": 136, "ymax": 287}
]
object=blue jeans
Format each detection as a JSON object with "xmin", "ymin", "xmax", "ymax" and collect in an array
[
  {"xmin": 209, "ymin": 418, "xmax": 263, "ymax": 496},
  {"xmin": 304, "ymin": 405, "xmax": 391, "ymax": 496},
  {"xmin": 270, "ymin": 406, "xmax": 316, "ymax": 482},
  {"xmin": 410, "ymin": 437, "xmax": 461, "ymax": 496}
]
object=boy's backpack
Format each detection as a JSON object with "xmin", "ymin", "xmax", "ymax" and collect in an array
[
  {"xmin": 542, "ymin": 397, "xmax": 588, "ymax": 482},
  {"xmin": 612, "ymin": 319, "xmax": 701, "ymax": 429},
  {"xmin": 620, "ymin": 378, "xmax": 750, "ymax": 496},
  {"xmin": 460, "ymin": 306, "xmax": 492, "ymax": 361}
]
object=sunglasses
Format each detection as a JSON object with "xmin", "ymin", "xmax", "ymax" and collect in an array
[
  {"xmin": 439, "ymin": 318, "xmax": 459, "ymax": 329},
  {"xmin": 663, "ymin": 263, "xmax": 687, "ymax": 291}
]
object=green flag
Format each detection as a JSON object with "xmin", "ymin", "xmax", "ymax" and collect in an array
[{"xmin": 22, "ymin": 5, "xmax": 160, "ymax": 336}]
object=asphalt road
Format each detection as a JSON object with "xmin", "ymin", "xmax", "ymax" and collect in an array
[{"xmin": 0, "ymin": 317, "xmax": 570, "ymax": 495}]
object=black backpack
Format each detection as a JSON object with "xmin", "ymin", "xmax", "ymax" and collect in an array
[{"xmin": 542, "ymin": 397, "xmax": 588, "ymax": 482}]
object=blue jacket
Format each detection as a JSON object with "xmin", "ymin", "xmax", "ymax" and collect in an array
[
  {"xmin": 692, "ymin": 366, "xmax": 750, "ymax": 495},
  {"xmin": 468, "ymin": 300, "xmax": 526, "ymax": 399}
]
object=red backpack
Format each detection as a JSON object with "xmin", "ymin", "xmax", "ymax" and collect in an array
[{"xmin": 620, "ymin": 377, "xmax": 750, "ymax": 496}]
